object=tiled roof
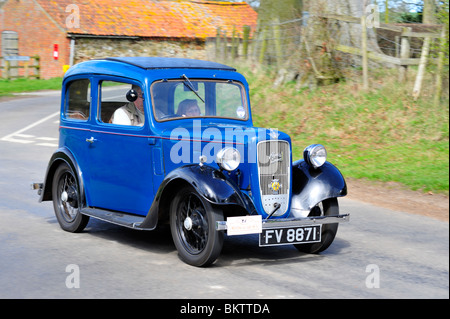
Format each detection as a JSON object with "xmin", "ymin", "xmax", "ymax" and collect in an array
[{"xmin": 36, "ymin": 0, "xmax": 257, "ymax": 39}]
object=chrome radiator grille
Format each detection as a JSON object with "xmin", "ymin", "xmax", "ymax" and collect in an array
[{"xmin": 257, "ymin": 140, "xmax": 290, "ymax": 216}]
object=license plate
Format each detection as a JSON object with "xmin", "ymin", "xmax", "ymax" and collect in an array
[{"xmin": 259, "ymin": 225, "xmax": 322, "ymax": 247}]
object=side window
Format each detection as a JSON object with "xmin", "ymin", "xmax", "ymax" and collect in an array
[
  {"xmin": 65, "ymin": 79, "xmax": 91, "ymax": 121},
  {"xmin": 100, "ymin": 81, "xmax": 145, "ymax": 126}
]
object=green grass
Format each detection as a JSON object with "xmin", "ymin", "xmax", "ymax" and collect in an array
[
  {"xmin": 241, "ymin": 65, "xmax": 449, "ymax": 195},
  {"xmin": 0, "ymin": 77, "xmax": 62, "ymax": 96}
]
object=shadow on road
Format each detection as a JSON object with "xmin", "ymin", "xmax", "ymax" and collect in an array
[{"xmin": 46, "ymin": 215, "xmax": 351, "ymax": 268}]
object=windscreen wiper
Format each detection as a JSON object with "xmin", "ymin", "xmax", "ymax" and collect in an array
[{"xmin": 181, "ymin": 74, "xmax": 205, "ymax": 103}]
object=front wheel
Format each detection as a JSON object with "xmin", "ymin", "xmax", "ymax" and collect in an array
[
  {"xmin": 52, "ymin": 163, "xmax": 89, "ymax": 233},
  {"xmin": 294, "ymin": 198, "xmax": 339, "ymax": 254},
  {"xmin": 170, "ymin": 186, "xmax": 224, "ymax": 267}
]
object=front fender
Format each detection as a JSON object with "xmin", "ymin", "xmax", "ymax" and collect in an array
[
  {"xmin": 291, "ymin": 160, "xmax": 347, "ymax": 215},
  {"xmin": 139, "ymin": 164, "xmax": 255, "ymax": 229},
  {"xmin": 166, "ymin": 164, "xmax": 247, "ymax": 206}
]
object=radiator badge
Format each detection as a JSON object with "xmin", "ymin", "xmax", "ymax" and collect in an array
[
  {"xmin": 269, "ymin": 179, "xmax": 281, "ymax": 195},
  {"xmin": 269, "ymin": 152, "xmax": 283, "ymax": 164}
]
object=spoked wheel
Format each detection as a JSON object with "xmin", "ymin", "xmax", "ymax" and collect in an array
[
  {"xmin": 294, "ymin": 198, "xmax": 339, "ymax": 254},
  {"xmin": 52, "ymin": 163, "xmax": 89, "ymax": 233},
  {"xmin": 170, "ymin": 186, "xmax": 224, "ymax": 267}
]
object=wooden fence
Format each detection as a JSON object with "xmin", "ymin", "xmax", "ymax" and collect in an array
[
  {"xmin": 0, "ymin": 55, "xmax": 40, "ymax": 79},
  {"xmin": 213, "ymin": 14, "xmax": 447, "ymax": 103},
  {"xmin": 323, "ymin": 14, "xmax": 447, "ymax": 102},
  {"xmin": 214, "ymin": 26, "xmax": 252, "ymax": 62}
]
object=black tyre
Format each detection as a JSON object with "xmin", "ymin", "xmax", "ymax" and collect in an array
[
  {"xmin": 294, "ymin": 198, "xmax": 339, "ymax": 254},
  {"xmin": 170, "ymin": 186, "xmax": 224, "ymax": 267},
  {"xmin": 52, "ymin": 163, "xmax": 89, "ymax": 233}
]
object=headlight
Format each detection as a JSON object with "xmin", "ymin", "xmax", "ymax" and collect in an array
[
  {"xmin": 216, "ymin": 147, "xmax": 241, "ymax": 171},
  {"xmin": 303, "ymin": 144, "xmax": 327, "ymax": 168}
]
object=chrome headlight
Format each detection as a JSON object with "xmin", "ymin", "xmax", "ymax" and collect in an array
[
  {"xmin": 303, "ymin": 144, "xmax": 327, "ymax": 168},
  {"xmin": 216, "ymin": 147, "xmax": 241, "ymax": 171}
]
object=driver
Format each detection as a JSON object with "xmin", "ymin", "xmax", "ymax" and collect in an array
[{"xmin": 177, "ymin": 99, "xmax": 201, "ymax": 117}]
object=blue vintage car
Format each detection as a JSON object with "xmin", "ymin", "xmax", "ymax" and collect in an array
[{"xmin": 34, "ymin": 57, "xmax": 349, "ymax": 266}]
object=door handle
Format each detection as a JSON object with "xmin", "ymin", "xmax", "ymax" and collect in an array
[{"xmin": 86, "ymin": 137, "xmax": 96, "ymax": 144}]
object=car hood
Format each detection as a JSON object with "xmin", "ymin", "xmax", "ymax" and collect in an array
[{"xmin": 159, "ymin": 120, "xmax": 291, "ymax": 146}]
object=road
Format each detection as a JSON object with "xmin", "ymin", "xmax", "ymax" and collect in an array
[{"xmin": 0, "ymin": 92, "xmax": 448, "ymax": 300}]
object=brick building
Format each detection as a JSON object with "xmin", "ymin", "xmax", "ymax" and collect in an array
[{"xmin": 0, "ymin": 0, "xmax": 257, "ymax": 79}]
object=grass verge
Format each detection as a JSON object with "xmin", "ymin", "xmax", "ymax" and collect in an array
[
  {"xmin": 240, "ymin": 65, "xmax": 449, "ymax": 195},
  {"xmin": 0, "ymin": 77, "xmax": 62, "ymax": 97}
]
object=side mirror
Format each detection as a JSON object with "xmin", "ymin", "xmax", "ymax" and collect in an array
[{"xmin": 126, "ymin": 89, "xmax": 138, "ymax": 102}]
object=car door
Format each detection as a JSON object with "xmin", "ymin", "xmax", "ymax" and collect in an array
[{"xmin": 84, "ymin": 78, "xmax": 154, "ymax": 216}]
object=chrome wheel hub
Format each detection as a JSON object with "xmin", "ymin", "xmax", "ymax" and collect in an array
[
  {"xmin": 61, "ymin": 191, "xmax": 68, "ymax": 203},
  {"xmin": 184, "ymin": 216, "xmax": 193, "ymax": 231}
]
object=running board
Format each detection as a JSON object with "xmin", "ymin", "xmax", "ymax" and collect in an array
[{"xmin": 81, "ymin": 207, "xmax": 154, "ymax": 230}]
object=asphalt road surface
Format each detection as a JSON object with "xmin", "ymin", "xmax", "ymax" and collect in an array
[{"xmin": 0, "ymin": 91, "xmax": 448, "ymax": 300}]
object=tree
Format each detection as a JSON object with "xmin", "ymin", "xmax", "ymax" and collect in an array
[
  {"xmin": 305, "ymin": 0, "xmax": 381, "ymax": 52},
  {"xmin": 257, "ymin": 0, "xmax": 302, "ymax": 24},
  {"xmin": 294, "ymin": 0, "xmax": 384, "ymax": 86},
  {"xmin": 423, "ymin": 0, "xmax": 438, "ymax": 23}
]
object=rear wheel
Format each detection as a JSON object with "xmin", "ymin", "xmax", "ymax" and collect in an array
[
  {"xmin": 170, "ymin": 185, "xmax": 224, "ymax": 267},
  {"xmin": 52, "ymin": 163, "xmax": 89, "ymax": 233},
  {"xmin": 294, "ymin": 198, "xmax": 339, "ymax": 254}
]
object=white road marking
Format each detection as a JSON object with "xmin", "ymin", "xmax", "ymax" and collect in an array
[
  {"xmin": 36, "ymin": 143, "xmax": 58, "ymax": 147},
  {"xmin": 1, "ymin": 112, "xmax": 59, "ymax": 147},
  {"xmin": 1, "ymin": 137, "xmax": 34, "ymax": 144},
  {"xmin": 15, "ymin": 134, "xmax": 35, "ymax": 138}
]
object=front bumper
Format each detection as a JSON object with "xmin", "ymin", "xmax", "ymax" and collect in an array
[{"xmin": 216, "ymin": 213, "xmax": 350, "ymax": 232}]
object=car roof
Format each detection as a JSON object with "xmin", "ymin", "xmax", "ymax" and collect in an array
[
  {"xmin": 63, "ymin": 57, "xmax": 242, "ymax": 83},
  {"xmin": 103, "ymin": 57, "xmax": 236, "ymax": 71}
]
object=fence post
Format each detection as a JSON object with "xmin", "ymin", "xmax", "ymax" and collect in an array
[
  {"xmin": 215, "ymin": 27, "xmax": 221, "ymax": 61},
  {"xmin": 361, "ymin": 16, "xmax": 369, "ymax": 90},
  {"xmin": 272, "ymin": 18, "xmax": 283, "ymax": 70},
  {"xmin": 34, "ymin": 55, "xmax": 41, "ymax": 79},
  {"xmin": 398, "ymin": 27, "xmax": 411, "ymax": 83},
  {"xmin": 231, "ymin": 25, "xmax": 238, "ymax": 60},
  {"xmin": 258, "ymin": 27, "xmax": 267, "ymax": 65},
  {"xmin": 412, "ymin": 36, "xmax": 431, "ymax": 100},
  {"xmin": 5, "ymin": 60, "xmax": 10, "ymax": 80},
  {"xmin": 222, "ymin": 31, "xmax": 228, "ymax": 62},
  {"xmin": 251, "ymin": 25, "xmax": 262, "ymax": 62},
  {"xmin": 242, "ymin": 25, "xmax": 250, "ymax": 59},
  {"xmin": 395, "ymin": 36, "xmax": 400, "ymax": 58},
  {"xmin": 24, "ymin": 61, "xmax": 29, "ymax": 78},
  {"xmin": 434, "ymin": 24, "xmax": 447, "ymax": 107}
]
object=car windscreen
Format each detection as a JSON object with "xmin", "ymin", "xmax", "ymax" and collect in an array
[{"xmin": 151, "ymin": 79, "xmax": 248, "ymax": 121}]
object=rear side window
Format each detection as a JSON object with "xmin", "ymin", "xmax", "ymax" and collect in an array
[{"xmin": 65, "ymin": 79, "xmax": 91, "ymax": 121}]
